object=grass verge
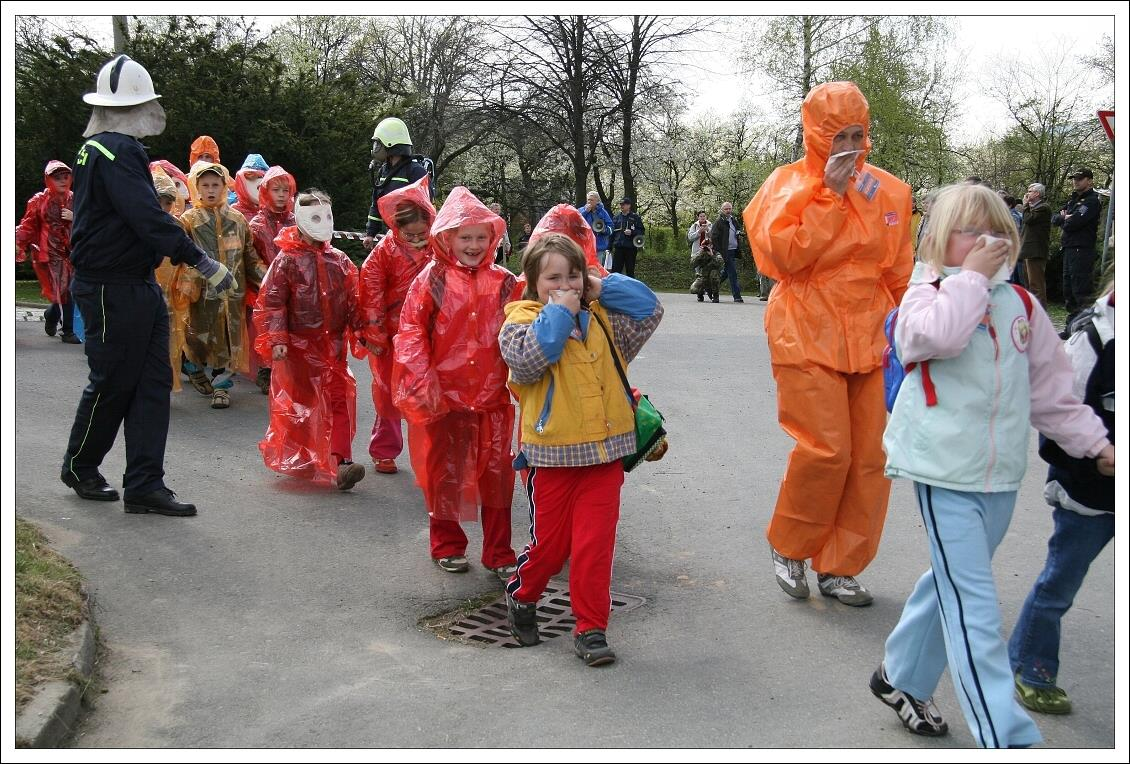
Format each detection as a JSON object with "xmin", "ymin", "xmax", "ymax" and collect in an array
[
  {"xmin": 15, "ymin": 517, "xmax": 87, "ymax": 709},
  {"xmin": 16, "ymin": 280, "xmax": 48, "ymax": 305}
]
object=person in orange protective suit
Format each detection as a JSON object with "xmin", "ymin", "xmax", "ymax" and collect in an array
[
  {"xmin": 247, "ymin": 165, "xmax": 298, "ymax": 394},
  {"xmin": 358, "ymin": 176, "xmax": 436, "ymax": 475},
  {"xmin": 392, "ymin": 186, "xmax": 518, "ymax": 579},
  {"xmin": 743, "ymin": 81, "xmax": 913, "ymax": 606},
  {"xmin": 509, "ymin": 203, "xmax": 609, "ymax": 302},
  {"xmin": 16, "ymin": 160, "xmax": 78, "ymax": 342},
  {"xmin": 189, "ymin": 135, "xmax": 221, "ymax": 168},
  {"xmin": 254, "ymin": 189, "xmax": 366, "ymax": 490}
]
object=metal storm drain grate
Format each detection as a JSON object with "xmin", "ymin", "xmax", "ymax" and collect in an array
[{"xmin": 424, "ymin": 580, "xmax": 645, "ymax": 648}]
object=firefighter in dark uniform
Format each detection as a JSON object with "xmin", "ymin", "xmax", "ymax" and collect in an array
[
  {"xmin": 362, "ymin": 117, "xmax": 434, "ymax": 250},
  {"xmin": 62, "ymin": 55, "xmax": 235, "ymax": 516}
]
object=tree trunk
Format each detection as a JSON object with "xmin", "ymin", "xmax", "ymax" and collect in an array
[{"xmin": 569, "ymin": 17, "xmax": 588, "ymax": 203}]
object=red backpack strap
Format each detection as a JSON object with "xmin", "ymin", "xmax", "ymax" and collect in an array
[
  {"xmin": 1011, "ymin": 284, "xmax": 1034, "ymax": 319},
  {"xmin": 920, "ymin": 361, "xmax": 938, "ymax": 406}
]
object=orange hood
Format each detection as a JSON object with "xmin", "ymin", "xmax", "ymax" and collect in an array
[
  {"xmin": 189, "ymin": 135, "xmax": 221, "ymax": 167},
  {"xmin": 801, "ymin": 81, "xmax": 872, "ymax": 174}
]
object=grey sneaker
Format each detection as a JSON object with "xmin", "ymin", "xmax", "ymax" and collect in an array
[
  {"xmin": 817, "ymin": 573, "xmax": 873, "ymax": 606},
  {"xmin": 870, "ymin": 662, "xmax": 949, "ymax": 737},
  {"xmin": 771, "ymin": 547, "xmax": 809, "ymax": 599},
  {"xmin": 435, "ymin": 555, "xmax": 470, "ymax": 573}
]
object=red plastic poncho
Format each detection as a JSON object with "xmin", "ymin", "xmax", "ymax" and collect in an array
[
  {"xmin": 254, "ymin": 226, "xmax": 364, "ymax": 486},
  {"xmin": 392, "ymin": 186, "xmax": 517, "ymax": 520},
  {"xmin": 150, "ymin": 160, "xmax": 191, "ymax": 215},
  {"xmin": 15, "ymin": 160, "xmax": 73, "ymax": 303},
  {"xmin": 248, "ymin": 166, "xmax": 297, "ymax": 266},
  {"xmin": 509, "ymin": 203, "xmax": 609, "ymax": 302},
  {"xmin": 358, "ymin": 176, "xmax": 437, "ymax": 420}
]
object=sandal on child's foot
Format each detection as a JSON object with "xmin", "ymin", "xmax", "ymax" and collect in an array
[
  {"xmin": 190, "ymin": 370, "xmax": 214, "ymax": 396},
  {"xmin": 210, "ymin": 389, "xmax": 230, "ymax": 409}
]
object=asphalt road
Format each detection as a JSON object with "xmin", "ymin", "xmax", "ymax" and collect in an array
[{"xmin": 12, "ymin": 295, "xmax": 1116, "ymax": 750}]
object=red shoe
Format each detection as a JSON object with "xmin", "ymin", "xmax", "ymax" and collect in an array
[{"xmin": 373, "ymin": 458, "xmax": 398, "ymax": 474}]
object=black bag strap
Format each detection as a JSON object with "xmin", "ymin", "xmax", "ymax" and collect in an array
[{"xmin": 590, "ymin": 310, "xmax": 633, "ymax": 404}]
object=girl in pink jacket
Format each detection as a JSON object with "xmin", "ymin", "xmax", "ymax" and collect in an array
[{"xmin": 872, "ymin": 184, "xmax": 1113, "ymax": 747}]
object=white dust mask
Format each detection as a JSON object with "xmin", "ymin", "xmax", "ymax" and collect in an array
[
  {"xmin": 295, "ymin": 201, "xmax": 334, "ymax": 242},
  {"xmin": 246, "ymin": 176, "xmax": 264, "ymax": 205}
]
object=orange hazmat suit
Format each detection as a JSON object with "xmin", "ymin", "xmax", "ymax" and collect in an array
[{"xmin": 743, "ymin": 81, "xmax": 913, "ymax": 576}]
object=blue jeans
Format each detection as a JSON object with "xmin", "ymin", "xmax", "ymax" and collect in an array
[
  {"xmin": 1008, "ymin": 506, "xmax": 1114, "ymax": 688},
  {"xmin": 722, "ymin": 248, "xmax": 742, "ymax": 300}
]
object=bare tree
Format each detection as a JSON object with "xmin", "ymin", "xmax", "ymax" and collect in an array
[
  {"xmin": 343, "ymin": 16, "xmax": 507, "ymax": 184},
  {"xmin": 497, "ymin": 15, "xmax": 617, "ymax": 204},
  {"xmin": 988, "ymin": 43, "xmax": 1110, "ymax": 194},
  {"xmin": 597, "ymin": 16, "xmax": 700, "ymax": 205},
  {"xmin": 742, "ymin": 15, "xmax": 878, "ymax": 160}
]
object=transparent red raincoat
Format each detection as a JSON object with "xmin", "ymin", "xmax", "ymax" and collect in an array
[
  {"xmin": 358, "ymin": 176, "xmax": 436, "ymax": 421},
  {"xmin": 246, "ymin": 166, "xmax": 297, "ymax": 368},
  {"xmin": 508, "ymin": 203, "xmax": 609, "ymax": 302},
  {"xmin": 254, "ymin": 226, "xmax": 364, "ymax": 485},
  {"xmin": 248, "ymin": 167, "xmax": 297, "ymax": 267},
  {"xmin": 392, "ymin": 186, "xmax": 517, "ymax": 520},
  {"xmin": 15, "ymin": 160, "xmax": 73, "ymax": 303}
]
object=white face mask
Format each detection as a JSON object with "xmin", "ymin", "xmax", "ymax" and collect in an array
[
  {"xmin": 246, "ymin": 176, "xmax": 264, "ymax": 205},
  {"xmin": 295, "ymin": 201, "xmax": 334, "ymax": 242}
]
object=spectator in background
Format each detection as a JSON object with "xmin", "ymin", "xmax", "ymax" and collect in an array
[
  {"xmin": 1053, "ymin": 168, "xmax": 1103, "ymax": 334},
  {"xmin": 491, "ymin": 202, "xmax": 512, "ymax": 264},
  {"xmin": 710, "ymin": 201, "xmax": 744, "ymax": 303},
  {"xmin": 578, "ymin": 191, "xmax": 614, "ymax": 269},
  {"xmin": 516, "ymin": 222, "xmax": 533, "ymax": 257},
  {"xmin": 610, "ymin": 197, "xmax": 645, "ymax": 278},
  {"xmin": 1019, "ymin": 182, "xmax": 1051, "ymax": 308}
]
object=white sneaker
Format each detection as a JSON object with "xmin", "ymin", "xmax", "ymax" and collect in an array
[
  {"xmin": 771, "ymin": 547, "xmax": 809, "ymax": 599},
  {"xmin": 817, "ymin": 573, "xmax": 873, "ymax": 606}
]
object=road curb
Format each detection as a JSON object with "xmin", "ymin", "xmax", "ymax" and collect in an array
[{"xmin": 15, "ymin": 597, "xmax": 98, "ymax": 748}]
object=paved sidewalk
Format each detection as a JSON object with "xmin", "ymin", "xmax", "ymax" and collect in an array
[{"xmin": 11, "ymin": 296, "xmax": 1116, "ymax": 749}]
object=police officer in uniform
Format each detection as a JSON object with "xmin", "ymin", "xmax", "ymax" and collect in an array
[
  {"xmin": 62, "ymin": 55, "xmax": 236, "ymax": 516},
  {"xmin": 1052, "ymin": 167, "xmax": 1103, "ymax": 335},
  {"xmin": 362, "ymin": 117, "xmax": 434, "ymax": 250}
]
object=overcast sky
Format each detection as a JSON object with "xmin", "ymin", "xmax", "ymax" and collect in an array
[{"xmin": 13, "ymin": 6, "xmax": 1119, "ymax": 145}]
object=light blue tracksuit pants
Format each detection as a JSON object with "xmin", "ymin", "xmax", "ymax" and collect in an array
[{"xmin": 883, "ymin": 483, "xmax": 1042, "ymax": 748}]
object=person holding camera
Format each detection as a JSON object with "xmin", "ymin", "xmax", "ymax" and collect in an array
[
  {"xmin": 688, "ymin": 210, "xmax": 722, "ymax": 302},
  {"xmin": 610, "ymin": 197, "xmax": 645, "ymax": 277},
  {"xmin": 577, "ymin": 191, "xmax": 615, "ymax": 269}
]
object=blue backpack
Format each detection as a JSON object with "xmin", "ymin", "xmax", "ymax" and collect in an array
[{"xmin": 883, "ymin": 282, "xmax": 1033, "ymax": 413}]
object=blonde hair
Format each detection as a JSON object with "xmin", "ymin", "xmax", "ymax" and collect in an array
[
  {"xmin": 520, "ymin": 233, "xmax": 589, "ymax": 303},
  {"xmin": 917, "ymin": 183, "xmax": 1021, "ymax": 271}
]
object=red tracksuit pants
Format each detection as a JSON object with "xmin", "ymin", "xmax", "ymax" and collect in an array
[{"xmin": 506, "ymin": 461, "xmax": 624, "ymax": 634}]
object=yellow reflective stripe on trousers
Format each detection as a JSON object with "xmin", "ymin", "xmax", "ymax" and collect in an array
[
  {"xmin": 68, "ymin": 287, "xmax": 109, "ymax": 478},
  {"xmin": 68, "ymin": 393, "xmax": 102, "ymax": 480}
]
